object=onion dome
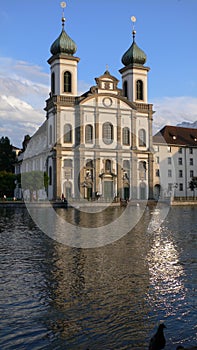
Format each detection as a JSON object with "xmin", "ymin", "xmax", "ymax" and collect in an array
[
  {"xmin": 50, "ymin": 17, "xmax": 77, "ymax": 56},
  {"xmin": 121, "ymin": 30, "xmax": 146, "ymax": 66}
]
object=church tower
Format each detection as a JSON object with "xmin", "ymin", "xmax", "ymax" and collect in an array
[
  {"xmin": 119, "ymin": 17, "xmax": 150, "ymax": 104},
  {"xmin": 48, "ymin": 4, "xmax": 80, "ymax": 96}
]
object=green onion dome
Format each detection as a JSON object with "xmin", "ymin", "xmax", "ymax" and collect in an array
[
  {"xmin": 121, "ymin": 31, "xmax": 146, "ymax": 66},
  {"xmin": 50, "ymin": 18, "xmax": 77, "ymax": 56}
]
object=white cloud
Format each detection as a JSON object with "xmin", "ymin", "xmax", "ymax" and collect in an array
[{"xmin": 152, "ymin": 96, "xmax": 197, "ymax": 133}]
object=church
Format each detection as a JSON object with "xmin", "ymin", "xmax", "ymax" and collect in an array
[{"xmin": 21, "ymin": 10, "xmax": 154, "ymax": 202}]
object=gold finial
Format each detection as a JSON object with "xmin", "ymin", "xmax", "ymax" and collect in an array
[
  {"xmin": 131, "ymin": 16, "xmax": 136, "ymax": 40},
  {"xmin": 60, "ymin": 2, "xmax": 66, "ymax": 28}
]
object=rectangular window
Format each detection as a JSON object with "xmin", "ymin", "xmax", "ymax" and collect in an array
[
  {"xmin": 168, "ymin": 183, "xmax": 173, "ymax": 192},
  {"xmin": 179, "ymin": 183, "xmax": 183, "ymax": 191},
  {"xmin": 190, "ymin": 158, "xmax": 193, "ymax": 166},
  {"xmin": 156, "ymin": 156, "xmax": 159, "ymax": 164},
  {"xmin": 167, "ymin": 146, "xmax": 171, "ymax": 153},
  {"xmin": 168, "ymin": 169, "xmax": 172, "ymax": 177},
  {"xmin": 154, "ymin": 145, "xmax": 159, "ymax": 152},
  {"xmin": 178, "ymin": 158, "xmax": 182, "ymax": 165},
  {"xmin": 190, "ymin": 170, "xmax": 194, "ymax": 178},
  {"xmin": 189, "ymin": 148, "xmax": 193, "ymax": 154},
  {"xmin": 178, "ymin": 147, "xmax": 182, "ymax": 154},
  {"xmin": 155, "ymin": 169, "xmax": 160, "ymax": 177},
  {"xmin": 168, "ymin": 157, "xmax": 172, "ymax": 165},
  {"xmin": 179, "ymin": 170, "xmax": 183, "ymax": 177}
]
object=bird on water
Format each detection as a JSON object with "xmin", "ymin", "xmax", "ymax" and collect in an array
[{"xmin": 149, "ymin": 323, "xmax": 166, "ymax": 350}]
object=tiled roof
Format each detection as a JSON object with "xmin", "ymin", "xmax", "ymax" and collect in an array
[{"xmin": 153, "ymin": 125, "xmax": 197, "ymax": 146}]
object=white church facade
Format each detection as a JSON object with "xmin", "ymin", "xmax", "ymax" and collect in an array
[{"xmin": 20, "ymin": 11, "xmax": 155, "ymax": 202}]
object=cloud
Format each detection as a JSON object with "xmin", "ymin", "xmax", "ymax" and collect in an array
[{"xmin": 152, "ymin": 96, "xmax": 197, "ymax": 133}]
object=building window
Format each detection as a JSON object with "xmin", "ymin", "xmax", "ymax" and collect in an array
[
  {"xmin": 103, "ymin": 122, "xmax": 113, "ymax": 144},
  {"xmin": 189, "ymin": 148, "xmax": 193, "ymax": 154},
  {"xmin": 179, "ymin": 183, "xmax": 183, "ymax": 191},
  {"xmin": 105, "ymin": 159, "xmax": 111, "ymax": 172},
  {"xmin": 190, "ymin": 158, "xmax": 193, "ymax": 166},
  {"xmin": 64, "ymin": 71, "xmax": 72, "ymax": 93},
  {"xmin": 64, "ymin": 159, "xmax": 73, "ymax": 179},
  {"xmin": 156, "ymin": 156, "xmax": 159, "ymax": 164},
  {"xmin": 136, "ymin": 80, "xmax": 143, "ymax": 100},
  {"xmin": 49, "ymin": 166, "xmax": 52, "ymax": 186},
  {"xmin": 178, "ymin": 147, "xmax": 182, "ymax": 154},
  {"xmin": 154, "ymin": 145, "xmax": 159, "ymax": 152},
  {"xmin": 168, "ymin": 157, "xmax": 172, "ymax": 165},
  {"xmin": 49, "ymin": 125, "xmax": 52, "ymax": 144},
  {"xmin": 139, "ymin": 161, "xmax": 146, "ymax": 180},
  {"xmin": 190, "ymin": 170, "xmax": 194, "ymax": 178},
  {"xmin": 123, "ymin": 81, "xmax": 128, "ymax": 98},
  {"xmin": 122, "ymin": 127, "xmax": 130, "ymax": 145},
  {"xmin": 139, "ymin": 129, "xmax": 146, "ymax": 147},
  {"xmin": 168, "ymin": 169, "xmax": 172, "ymax": 177},
  {"xmin": 168, "ymin": 183, "xmax": 173, "ymax": 192},
  {"xmin": 64, "ymin": 123, "xmax": 72, "ymax": 143},
  {"xmin": 179, "ymin": 170, "xmax": 183, "ymax": 177},
  {"xmin": 155, "ymin": 169, "xmax": 160, "ymax": 177},
  {"xmin": 51, "ymin": 72, "xmax": 55, "ymax": 94},
  {"xmin": 167, "ymin": 146, "xmax": 171, "ymax": 153},
  {"xmin": 85, "ymin": 124, "xmax": 93, "ymax": 143},
  {"xmin": 178, "ymin": 158, "xmax": 182, "ymax": 165}
]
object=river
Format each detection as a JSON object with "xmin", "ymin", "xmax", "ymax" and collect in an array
[{"xmin": 0, "ymin": 205, "xmax": 196, "ymax": 349}]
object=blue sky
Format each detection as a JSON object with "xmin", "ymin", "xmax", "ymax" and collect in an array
[{"xmin": 0, "ymin": 0, "xmax": 197, "ymax": 147}]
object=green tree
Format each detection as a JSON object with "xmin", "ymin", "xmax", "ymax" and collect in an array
[
  {"xmin": 189, "ymin": 177, "xmax": 197, "ymax": 198},
  {"xmin": 21, "ymin": 171, "xmax": 48, "ymax": 201},
  {"xmin": 0, "ymin": 171, "xmax": 17, "ymax": 198},
  {"xmin": 0, "ymin": 136, "xmax": 16, "ymax": 173}
]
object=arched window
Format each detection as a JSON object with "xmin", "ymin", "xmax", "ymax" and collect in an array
[
  {"xmin": 49, "ymin": 166, "xmax": 52, "ymax": 185},
  {"xmin": 49, "ymin": 125, "xmax": 52, "ymax": 145},
  {"xmin": 51, "ymin": 72, "xmax": 55, "ymax": 95},
  {"xmin": 122, "ymin": 127, "xmax": 130, "ymax": 145},
  {"xmin": 103, "ymin": 122, "xmax": 113, "ymax": 144},
  {"xmin": 85, "ymin": 124, "xmax": 93, "ymax": 143},
  {"xmin": 105, "ymin": 159, "xmax": 111, "ymax": 172},
  {"xmin": 123, "ymin": 81, "xmax": 128, "ymax": 98},
  {"xmin": 136, "ymin": 80, "xmax": 143, "ymax": 100},
  {"xmin": 139, "ymin": 129, "xmax": 146, "ymax": 147},
  {"xmin": 64, "ymin": 71, "xmax": 72, "ymax": 93},
  {"xmin": 64, "ymin": 124, "xmax": 72, "ymax": 143}
]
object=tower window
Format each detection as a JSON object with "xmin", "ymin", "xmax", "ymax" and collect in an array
[
  {"xmin": 85, "ymin": 124, "xmax": 93, "ymax": 143},
  {"xmin": 123, "ymin": 81, "xmax": 128, "ymax": 98},
  {"xmin": 64, "ymin": 71, "xmax": 72, "ymax": 93},
  {"xmin": 122, "ymin": 127, "xmax": 130, "ymax": 145},
  {"xmin": 64, "ymin": 123, "xmax": 72, "ymax": 143},
  {"xmin": 139, "ymin": 129, "xmax": 146, "ymax": 147},
  {"xmin": 51, "ymin": 72, "xmax": 55, "ymax": 95},
  {"xmin": 103, "ymin": 122, "xmax": 113, "ymax": 144},
  {"xmin": 136, "ymin": 80, "xmax": 143, "ymax": 100}
]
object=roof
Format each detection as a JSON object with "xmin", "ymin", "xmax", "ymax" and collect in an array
[{"xmin": 153, "ymin": 125, "xmax": 197, "ymax": 147}]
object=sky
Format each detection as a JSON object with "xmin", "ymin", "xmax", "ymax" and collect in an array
[{"xmin": 0, "ymin": 0, "xmax": 197, "ymax": 147}]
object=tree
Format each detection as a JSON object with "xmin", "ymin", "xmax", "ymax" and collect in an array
[
  {"xmin": 0, "ymin": 136, "xmax": 16, "ymax": 173},
  {"xmin": 189, "ymin": 177, "xmax": 197, "ymax": 198},
  {"xmin": 21, "ymin": 171, "xmax": 48, "ymax": 201},
  {"xmin": 0, "ymin": 171, "xmax": 17, "ymax": 198}
]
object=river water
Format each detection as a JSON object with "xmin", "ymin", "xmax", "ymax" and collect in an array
[{"xmin": 0, "ymin": 205, "xmax": 196, "ymax": 349}]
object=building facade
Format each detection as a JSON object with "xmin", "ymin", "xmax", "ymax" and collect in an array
[
  {"xmin": 153, "ymin": 125, "xmax": 197, "ymax": 200},
  {"xmin": 19, "ymin": 12, "xmax": 155, "ymax": 202}
]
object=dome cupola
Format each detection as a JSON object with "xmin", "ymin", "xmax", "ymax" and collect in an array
[
  {"xmin": 121, "ymin": 29, "xmax": 146, "ymax": 67},
  {"xmin": 50, "ymin": 14, "xmax": 77, "ymax": 56}
]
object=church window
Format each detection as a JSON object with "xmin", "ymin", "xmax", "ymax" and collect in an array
[
  {"xmin": 64, "ymin": 123, "xmax": 72, "ymax": 143},
  {"xmin": 136, "ymin": 80, "xmax": 143, "ymax": 100},
  {"xmin": 123, "ymin": 81, "xmax": 128, "ymax": 98},
  {"xmin": 49, "ymin": 166, "xmax": 52, "ymax": 185},
  {"xmin": 49, "ymin": 125, "xmax": 52, "ymax": 144},
  {"xmin": 103, "ymin": 122, "xmax": 113, "ymax": 144},
  {"xmin": 64, "ymin": 159, "xmax": 72, "ymax": 179},
  {"xmin": 139, "ymin": 161, "xmax": 146, "ymax": 180},
  {"xmin": 105, "ymin": 159, "xmax": 111, "ymax": 172},
  {"xmin": 64, "ymin": 71, "xmax": 72, "ymax": 93},
  {"xmin": 51, "ymin": 72, "xmax": 55, "ymax": 94},
  {"xmin": 139, "ymin": 129, "xmax": 146, "ymax": 147},
  {"xmin": 122, "ymin": 127, "xmax": 130, "ymax": 145},
  {"xmin": 85, "ymin": 124, "xmax": 93, "ymax": 143}
]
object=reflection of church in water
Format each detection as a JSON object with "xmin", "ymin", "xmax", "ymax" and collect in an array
[{"xmin": 43, "ymin": 9, "xmax": 154, "ymax": 201}]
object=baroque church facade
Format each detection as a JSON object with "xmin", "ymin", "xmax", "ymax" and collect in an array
[{"xmin": 21, "ymin": 12, "xmax": 155, "ymax": 202}]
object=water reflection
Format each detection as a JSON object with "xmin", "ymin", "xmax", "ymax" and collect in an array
[{"xmin": 0, "ymin": 206, "xmax": 196, "ymax": 349}]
